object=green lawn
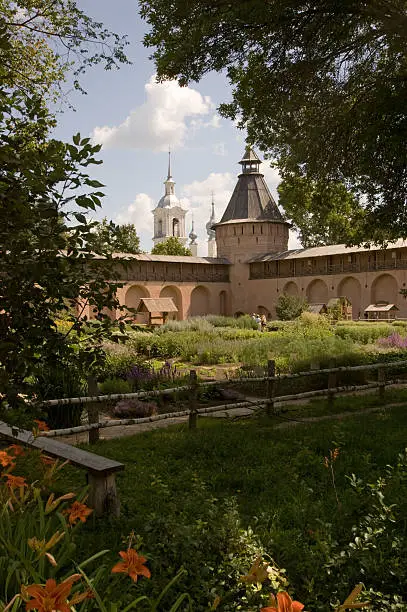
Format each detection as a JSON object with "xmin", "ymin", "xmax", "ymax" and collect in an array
[{"xmin": 56, "ymin": 397, "xmax": 407, "ymax": 611}]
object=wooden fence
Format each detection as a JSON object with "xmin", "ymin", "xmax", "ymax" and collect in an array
[{"xmin": 37, "ymin": 359, "xmax": 407, "ymax": 443}]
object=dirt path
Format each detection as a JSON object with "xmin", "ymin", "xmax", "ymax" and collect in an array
[{"xmin": 59, "ymin": 396, "xmax": 405, "ymax": 445}]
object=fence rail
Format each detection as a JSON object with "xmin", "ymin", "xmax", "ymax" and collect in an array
[{"xmin": 38, "ymin": 359, "xmax": 407, "ymax": 442}]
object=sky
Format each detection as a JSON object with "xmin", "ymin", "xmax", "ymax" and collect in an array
[{"xmin": 54, "ymin": 0, "xmax": 299, "ymax": 254}]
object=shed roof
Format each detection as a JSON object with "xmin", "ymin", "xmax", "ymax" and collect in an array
[
  {"xmin": 327, "ymin": 297, "xmax": 351, "ymax": 307},
  {"xmin": 364, "ymin": 303, "xmax": 399, "ymax": 312},
  {"xmin": 137, "ymin": 298, "xmax": 178, "ymax": 313},
  {"xmin": 308, "ymin": 303, "xmax": 327, "ymax": 313}
]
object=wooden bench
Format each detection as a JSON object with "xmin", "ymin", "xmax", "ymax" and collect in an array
[{"xmin": 0, "ymin": 421, "xmax": 124, "ymax": 517}]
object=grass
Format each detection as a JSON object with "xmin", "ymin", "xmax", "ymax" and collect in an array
[{"xmin": 54, "ymin": 393, "xmax": 407, "ymax": 610}]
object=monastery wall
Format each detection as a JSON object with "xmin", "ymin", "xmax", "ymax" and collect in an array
[{"xmin": 245, "ymin": 269, "xmax": 407, "ymax": 319}]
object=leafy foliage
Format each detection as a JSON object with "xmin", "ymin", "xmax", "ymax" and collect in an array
[
  {"xmin": 151, "ymin": 237, "xmax": 192, "ymax": 256},
  {"xmin": 140, "ymin": 0, "xmax": 407, "ymax": 241},
  {"xmin": 92, "ymin": 218, "xmax": 141, "ymax": 254},
  {"xmin": 0, "ymin": 93, "xmax": 127, "ymax": 420},
  {"xmin": 278, "ymin": 174, "xmax": 366, "ymax": 247},
  {"xmin": 275, "ymin": 293, "xmax": 308, "ymax": 321},
  {"xmin": 0, "ymin": 0, "xmax": 129, "ymax": 101}
]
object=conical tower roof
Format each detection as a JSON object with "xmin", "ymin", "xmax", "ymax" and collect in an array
[{"xmin": 219, "ymin": 147, "xmax": 285, "ymax": 224}]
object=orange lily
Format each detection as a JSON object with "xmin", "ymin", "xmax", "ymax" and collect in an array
[
  {"xmin": 63, "ymin": 501, "xmax": 93, "ymax": 525},
  {"xmin": 33, "ymin": 420, "xmax": 49, "ymax": 432},
  {"xmin": 6, "ymin": 444, "xmax": 24, "ymax": 457},
  {"xmin": 23, "ymin": 575, "xmax": 81, "ymax": 612},
  {"xmin": 111, "ymin": 549, "xmax": 151, "ymax": 582},
  {"xmin": 0, "ymin": 450, "xmax": 15, "ymax": 468},
  {"xmin": 261, "ymin": 592, "xmax": 305, "ymax": 612},
  {"xmin": 45, "ymin": 492, "xmax": 75, "ymax": 514},
  {"xmin": 240, "ymin": 556, "xmax": 269, "ymax": 584},
  {"xmin": 40, "ymin": 455, "xmax": 55, "ymax": 467},
  {"xmin": 4, "ymin": 474, "xmax": 27, "ymax": 489}
]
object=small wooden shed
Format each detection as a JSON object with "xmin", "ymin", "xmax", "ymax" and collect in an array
[
  {"xmin": 308, "ymin": 303, "xmax": 328, "ymax": 315},
  {"xmin": 136, "ymin": 297, "xmax": 178, "ymax": 326},
  {"xmin": 327, "ymin": 296, "xmax": 353, "ymax": 320},
  {"xmin": 364, "ymin": 303, "xmax": 399, "ymax": 320}
]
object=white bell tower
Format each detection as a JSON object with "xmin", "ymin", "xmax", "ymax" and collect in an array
[{"xmin": 152, "ymin": 150, "xmax": 187, "ymax": 247}]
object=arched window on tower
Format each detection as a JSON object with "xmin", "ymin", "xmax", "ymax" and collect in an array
[
  {"xmin": 172, "ymin": 218, "xmax": 180, "ymax": 237},
  {"xmin": 158, "ymin": 219, "xmax": 163, "ymax": 237}
]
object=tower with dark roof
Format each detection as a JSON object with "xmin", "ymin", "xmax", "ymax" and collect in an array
[
  {"xmin": 152, "ymin": 150, "xmax": 188, "ymax": 247},
  {"xmin": 214, "ymin": 147, "xmax": 289, "ymax": 261}
]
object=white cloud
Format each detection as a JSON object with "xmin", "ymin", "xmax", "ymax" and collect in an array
[
  {"xmin": 92, "ymin": 75, "xmax": 218, "ymax": 151},
  {"xmin": 212, "ymin": 141, "xmax": 227, "ymax": 156},
  {"xmin": 116, "ymin": 192, "xmax": 154, "ymax": 234}
]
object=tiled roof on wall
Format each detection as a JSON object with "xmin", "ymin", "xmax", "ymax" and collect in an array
[{"xmin": 247, "ymin": 239, "xmax": 407, "ymax": 262}]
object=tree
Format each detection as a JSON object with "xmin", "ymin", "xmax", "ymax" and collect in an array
[
  {"xmin": 151, "ymin": 237, "xmax": 192, "ymax": 256},
  {"xmin": 140, "ymin": 0, "xmax": 407, "ymax": 241},
  {"xmin": 92, "ymin": 218, "xmax": 141, "ymax": 254},
  {"xmin": 0, "ymin": 97, "xmax": 126, "ymax": 423},
  {"xmin": 275, "ymin": 294, "xmax": 308, "ymax": 321},
  {"xmin": 278, "ymin": 174, "xmax": 366, "ymax": 247},
  {"xmin": 0, "ymin": 2, "xmax": 130, "ymax": 425},
  {"xmin": 1, "ymin": 0, "xmax": 129, "ymax": 101}
]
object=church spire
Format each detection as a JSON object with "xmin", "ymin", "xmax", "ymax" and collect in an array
[
  {"xmin": 167, "ymin": 146, "xmax": 172, "ymax": 180},
  {"xmin": 206, "ymin": 193, "xmax": 217, "ymax": 258},
  {"xmin": 189, "ymin": 215, "xmax": 198, "ymax": 256}
]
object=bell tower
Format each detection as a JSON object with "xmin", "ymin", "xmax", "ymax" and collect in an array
[{"xmin": 152, "ymin": 150, "xmax": 188, "ymax": 247}]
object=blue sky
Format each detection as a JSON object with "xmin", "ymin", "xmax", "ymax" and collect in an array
[{"xmin": 54, "ymin": 0, "xmax": 295, "ymax": 254}]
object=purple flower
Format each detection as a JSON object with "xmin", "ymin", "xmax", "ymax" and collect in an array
[{"xmin": 377, "ymin": 332, "xmax": 407, "ymax": 349}]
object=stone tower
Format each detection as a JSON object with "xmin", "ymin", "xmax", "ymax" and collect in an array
[
  {"xmin": 206, "ymin": 193, "xmax": 217, "ymax": 258},
  {"xmin": 214, "ymin": 147, "xmax": 289, "ymax": 262},
  {"xmin": 152, "ymin": 151, "xmax": 187, "ymax": 247}
]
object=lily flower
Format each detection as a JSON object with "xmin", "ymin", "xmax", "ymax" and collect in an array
[
  {"xmin": 22, "ymin": 575, "xmax": 81, "ymax": 612},
  {"xmin": 240, "ymin": 556, "xmax": 269, "ymax": 585},
  {"xmin": 63, "ymin": 501, "xmax": 93, "ymax": 525},
  {"xmin": 261, "ymin": 592, "xmax": 305, "ymax": 612},
  {"xmin": 111, "ymin": 549, "xmax": 151, "ymax": 582}
]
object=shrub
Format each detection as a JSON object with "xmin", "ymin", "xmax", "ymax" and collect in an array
[
  {"xmin": 275, "ymin": 293, "xmax": 308, "ymax": 320},
  {"xmin": 335, "ymin": 323, "xmax": 396, "ymax": 344},
  {"xmin": 98, "ymin": 377, "xmax": 132, "ymax": 395},
  {"xmin": 101, "ymin": 344, "xmax": 145, "ymax": 379},
  {"xmin": 113, "ymin": 398, "xmax": 158, "ymax": 418},
  {"xmin": 377, "ymin": 332, "xmax": 407, "ymax": 349},
  {"xmin": 35, "ymin": 364, "xmax": 85, "ymax": 430},
  {"xmin": 157, "ymin": 317, "xmax": 214, "ymax": 333},
  {"xmin": 203, "ymin": 314, "xmax": 258, "ymax": 329}
]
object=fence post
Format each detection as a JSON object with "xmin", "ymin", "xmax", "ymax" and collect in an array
[
  {"xmin": 327, "ymin": 360, "xmax": 337, "ymax": 408},
  {"xmin": 87, "ymin": 377, "xmax": 100, "ymax": 444},
  {"xmin": 267, "ymin": 359, "xmax": 276, "ymax": 416},
  {"xmin": 188, "ymin": 370, "xmax": 198, "ymax": 429},
  {"xmin": 378, "ymin": 366, "xmax": 386, "ymax": 400}
]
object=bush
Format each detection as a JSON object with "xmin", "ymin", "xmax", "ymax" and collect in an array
[
  {"xmin": 35, "ymin": 364, "xmax": 85, "ymax": 430},
  {"xmin": 335, "ymin": 323, "xmax": 397, "ymax": 344},
  {"xmin": 113, "ymin": 398, "xmax": 158, "ymax": 418},
  {"xmin": 275, "ymin": 293, "xmax": 308, "ymax": 320},
  {"xmin": 98, "ymin": 377, "xmax": 133, "ymax": 395},
  {"xmin": 101, "ymin": 344, "xmax": 146, "ymax": 380}
]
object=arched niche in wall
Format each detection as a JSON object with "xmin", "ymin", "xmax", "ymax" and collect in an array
[
  {"xmin": 219, "ymin": 290, "xmax": 228, "ymax": 316},
  {"xmin": 306, "ymin": 278, "xmax": 329, "ymax": 303},
  {"xmin": 338, "ymin": 276, "xmax": 362, "ymax": 319},
  {"xmin": 371, "ymin": 273, "xmax": 398, "ymax": 304},
  {"xmin": 189, "ymin": 285, "xmax": 210, "ymax": 317},
  {"xmin": 283, "ymin": 281, "xmax": 299, "ymax": 296},
  {"xmin": 160, "ymin": 285, "xmax": 182, "ymax": 320}
]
